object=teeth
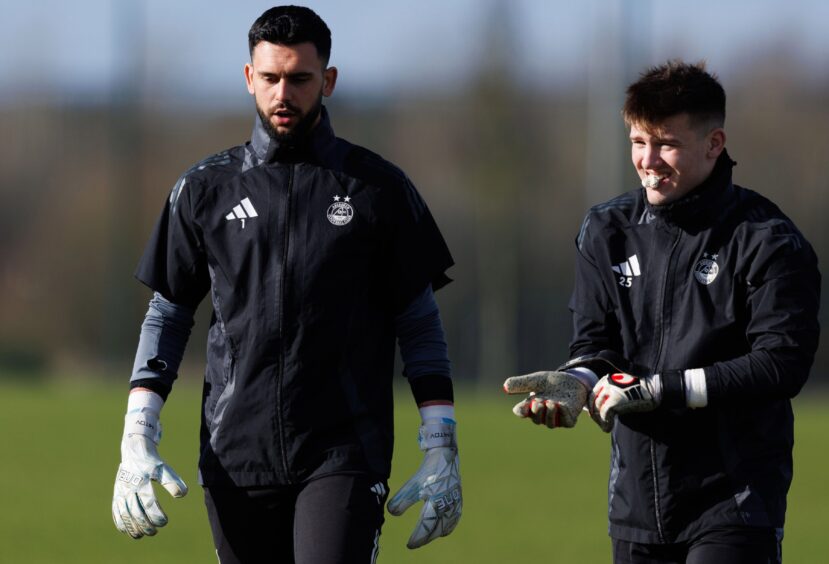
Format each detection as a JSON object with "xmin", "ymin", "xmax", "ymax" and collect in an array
[{"xmin": 642, "ymin": 175, "xmax": 662, "ymax": 189}]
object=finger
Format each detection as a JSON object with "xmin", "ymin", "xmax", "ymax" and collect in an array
[
  {"xmin": 387, "ymin": 478, "xmax": 421, "ymax": 516},
  {"xmin": 599, "ymin": 394, "xmax": 615, "ymax": 422},
  {"xmin": 112, "ymin": 498, "xmax": 128, "ymax": 534},
  {"xmin": 593, "ymin": 388, "xmax": 611, "ymax": 417},
  {"xmin": 602, "ymin": 412, "xmax": 616, "ymax": 432},
  {"xmin": 503, "ymin": 373, "xmax": 551, "ymax": 395},
  {"xmin": 126, "ymin": 491, "xmax": 157, "ymax": 537},
  {"xmin": 588, "ymin": 402, "xmax": 612, "ymax": 432},
  {"xmin": 159, "ymin": 464, "xmax": 188, "ymax": 498},
  {"xmin": 598, "ymin": 408, "xmax": 616, "ymax": 432},
  {"xmin": 138, "ymin": 489, "xmax": 169, "ymax": 528},
  {"xmin": 116, "ymin": 495, "xmax": 143, "ymax": 539},
  {"xmin": 589, "ymin": 388, "xmax": 614, "ymax": 431},
  {"xmin": 587, "ymin": 391, "xmax": 598, "ymax": 417},
  {"xmin": 529, "ymin": 398, "xmax": 547, "ymax": 425},
  {"xmin": 407, "ymin": 500, "xmax": 439, "ymax": 549},
  {"xmin": 511, "ymin": 398, "xmax": 532, "ymax": 418},
  {"xmin": 440, "ymin": 507, "xmax": 462, "ymax": 538},
  {"xmin": 591, "ymin": 385, "xmax": 604, "ymax": 412},
  {"xmin": 412, "ymin": 494, "xmax": 462, "ymax": 548},
  {"xmin": 545, "ymin": 400, "xmax": 561, "ymax": 428}
]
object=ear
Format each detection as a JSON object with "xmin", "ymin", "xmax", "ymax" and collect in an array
[
  {"xmin": 322, "ymin": 66, "xmax": 338, "ymax": 97},
  {"xmin": 706, "ymin": 128, "xmax": 726, "ymax": 158},
  {"xmin": 244, "ymin": 63, "xmax": 255, "ymax": 96}
]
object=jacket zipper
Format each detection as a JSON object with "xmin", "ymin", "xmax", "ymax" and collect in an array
[
  {"xmin": 275, "ymin": 164, "xmax": 294, "ymax": 482},
  {"xmin": 649, "ymin": 227, "xmax": 681, "ymax": 543},
  {"xmin": 649, "ymin": 439, "xmax": 665, "ymax": 542}
]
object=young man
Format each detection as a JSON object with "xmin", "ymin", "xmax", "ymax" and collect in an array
[
  {"xmin": 111, "ymin": 6, "xmax": 462, "ymax": 562},
  {"xmin": 505, "ymin": 61, "xmax": 820, "ymax": 563}
]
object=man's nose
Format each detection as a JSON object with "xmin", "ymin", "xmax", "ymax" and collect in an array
[
  {"xmin": 641, "ymin": 145, "xmax": 662, "ymax": 170},
  {"xmin": 274, "ymin": 81, "xmax": 292, "ymax": 103}
]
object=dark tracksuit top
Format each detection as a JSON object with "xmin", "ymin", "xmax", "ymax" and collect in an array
[
  {"xmin": 135, "ymin": 107, "xmax": 454, "ymax": 487},
  {"xmin": 569, "ymin": 151, "xmax": 820, "ymax": 544}
]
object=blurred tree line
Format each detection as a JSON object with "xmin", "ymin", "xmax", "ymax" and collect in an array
[{"xmin": 0, "ymin": 47, "xmax": 827, "ymax": 389}]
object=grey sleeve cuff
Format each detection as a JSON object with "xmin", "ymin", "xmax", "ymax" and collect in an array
[{"xmin": 130, "ymin": 292, "xmax": 195, "ymax": 395}]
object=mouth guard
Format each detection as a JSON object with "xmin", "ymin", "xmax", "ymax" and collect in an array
[{"xmin": 642, "ymin": 175, "xmax": 662, "ymax": 189}]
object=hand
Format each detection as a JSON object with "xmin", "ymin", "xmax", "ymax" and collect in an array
[
  {"xmin": 503, "ymin": 371, "xmax": 589, "ymax": 428},
  {"xmin": 112, "ymin": 403, "xmax": 188, "ymax": 539},
  {"xmin": 590, "ymin": 372, "xmax": 659, "ymax": 432},
  {"xmin": 388, "ymin": 419, "xmax": 462, "ymax": 549}
]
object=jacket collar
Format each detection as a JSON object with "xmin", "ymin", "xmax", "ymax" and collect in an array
[
  {"xmin": 642, "ymin": 150, "xmax": 736, "ymax": 225},
  {"xmin": 249, "ymin": 105, "xmax": 337, "ymax": 165}
]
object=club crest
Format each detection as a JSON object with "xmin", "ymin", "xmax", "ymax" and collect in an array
[
  {"xmin": 693, "ymin": 253, "xmax": 720, "ymax": 285},
  {"xmin": 327, "ymin": 195, "xmax": 354, "ymax": 226}
]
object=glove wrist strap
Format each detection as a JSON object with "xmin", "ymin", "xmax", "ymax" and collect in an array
[
  {"xmin": 124, "ymin": 411, "xmax": 162, "ymax": 443},
  {"xmin": 563, "ymin": 367, "xmax": 598, "ymax": 389},
  {"xmin": 124, "ymin": 390, "xmax": 164, "ymax": 443},
  {"xmin": 419, "ymin": 419, "xmax": 457, "ymax": 450},
  {"xmin": 658, "ymin": 369, "xmax": 686, "ymax": 408}
]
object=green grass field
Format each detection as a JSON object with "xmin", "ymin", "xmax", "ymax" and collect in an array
[{"xmin": 1, "ymin": 380, "xmax": 826, "ymax": 563}]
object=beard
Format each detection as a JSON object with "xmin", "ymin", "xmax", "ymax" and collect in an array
[{"xmin": 256, "ymin": 92, "xmax": 323, "ymax": 147}]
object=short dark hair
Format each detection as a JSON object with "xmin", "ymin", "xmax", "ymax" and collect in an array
[
  {"xmin": 623, "ymin": 60, "xmax": 726, "ymax": 131},
  {"xmin": 248, "ymin": 5, "xmax": 332, "ymax": 64}
]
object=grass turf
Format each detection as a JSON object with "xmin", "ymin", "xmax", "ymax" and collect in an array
[{"xmin": 0, "ymin": 380, "xmax": 826, "ymax": 563}]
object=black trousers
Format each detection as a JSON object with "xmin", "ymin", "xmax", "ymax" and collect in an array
[
  {"xmin": 612, "ymin": 527, "xmax": 783, "ymax": 564},
  {"xmin": 204, "ymin": 474, "xmax": 389, "ymax": 564}
]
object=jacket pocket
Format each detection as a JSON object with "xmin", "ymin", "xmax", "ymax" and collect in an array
[
  {"xmin": 207, "ymin": 353, "xmax": 236, "ymax": 439},
  {"xmin": 204, "ymin": 337, "xmax": 235, "ymax": 432}
]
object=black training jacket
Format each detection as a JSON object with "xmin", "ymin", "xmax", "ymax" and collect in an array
[
  {"xmin": 136, "ymin": 108, "xmax": 453, "ymax": 487},
  {"xmin": 569, "ymin": 151, "xmax": 820, "ymax": 544}
]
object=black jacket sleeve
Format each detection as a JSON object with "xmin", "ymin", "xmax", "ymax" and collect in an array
[
  {"xmin": 568, "ymin": 218, "xmax": 622, "ymax": 359},
  {"xmin": 390, "ymin": 175, "xmax": 454, "ymax": 313},
  {"xmin": 704, "ymin": 220, "xmax": 820, "ymax": 401},
  {"xmin": 135, "ymin": 175, "xmax": 211, "ymax": 308}
]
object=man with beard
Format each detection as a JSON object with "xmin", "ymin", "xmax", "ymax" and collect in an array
[
  {"xmin": 504, "ymin": 61, "xmax": 819, "ymax": 563},
  {"xmin": 111, "ymin": 6, "xmax": 462, "ymax": 562}
]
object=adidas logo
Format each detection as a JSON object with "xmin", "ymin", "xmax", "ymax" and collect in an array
[
  {"xmin": 612, "ymin": 254, "xmax": 641, "ymax": 287},
  {"xmin": 225, "ymin": 197, "xmax": 258, "ymax": 229},
  {"xmin": 370, "ymin": 482, "xmax": 387, "ymax": 505}
]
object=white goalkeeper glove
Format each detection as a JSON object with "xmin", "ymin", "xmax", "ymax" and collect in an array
[
  {"xmin": 112, "ymin": 390, "xmax": 188, "ymax": 539},
  {"xmin": 590, "ymin": 372, "xmax": 660, "ymax": 432},
  {"xmin": 503, "ymin": 370, "xmax": 594, "ymax": 428},
  {"xmin": 388, "ymin": 411, "xmax": 462, "ymax": 549}
]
